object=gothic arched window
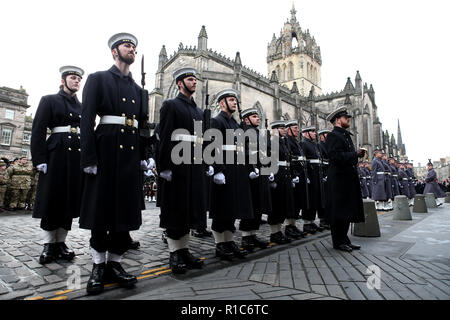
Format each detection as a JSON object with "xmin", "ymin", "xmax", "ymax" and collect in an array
[{"xmin": 289, "ymin": 62, "xmax": 294, "ymax": 80}]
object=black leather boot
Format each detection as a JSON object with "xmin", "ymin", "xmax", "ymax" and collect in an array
[
  {"xmin": 179, "ymin": 248, "xmax": 203, "ymax": 269},
  {"xmin": 241, "ymin": 236, "xmax": 255, "ymax": 253},
  {"xmin": 227, "ymin": 241, "xmax": 248, "ymax": 259},
  {"xmin": 215, "ymin": 242, "xmax": 234, "ymax": 261},
  {"xmin": 56, "ymin": 242, "xmax": 75, "ymax": 261},
  {"xmin": 86, "ymin": 263, "xmax": 106, "ymax": 294},
  {"xmin": 303, "ymin": 223, "xmax": 317, "ymax": 234},
  {"xmin": 105, "ymin": 261, "xmax": 137, "ymax": 287},
  {"xmin": 252, "ymin": 235, "xmax": 269, "ymax": 249},
  {"xmin": 314, "ymin": 222, "xmax": 325, "ymax": 232},
  {"xmin": 270, "ymin": 231, "xmax": 291, "ymax": 245},
  {"xmin": 39, "ymin": 243, "xmax": 57, "ymax": 264},
  {"xmin": 284, "ymin": 225, "xmax": 302, "ymax": 239},
  {"xmin": 169, "ymin": 250, "xmax": 187, "ymax": 274}
]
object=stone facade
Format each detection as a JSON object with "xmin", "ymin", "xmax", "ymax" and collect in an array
[
  {"xmin": 0, "ymin": 86, "xmax": 31, "ymax": 160},
  {"xmin": 148, "ymin": 6, "xmax": 407, "ymax": 160}
]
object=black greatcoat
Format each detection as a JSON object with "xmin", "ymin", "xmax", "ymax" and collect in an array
[
  {"xmin": 325, "ymin": 126, "xmax": 364, "ymax": 224},
  {"xmin": 31, "ymin": 90, "xmax": 82, "ymax": 230},
  {"xmin": 79, "ymin": 65, "xmax": 145, "ymax": 232},
  {"xmin": 157, "ymin": 93, "xmax": 208, "ymax": 231},
  {"xmin": 286, "ymin": 135, "xmax": 307, "ymax": 214},
  {"xmin": 209, "ymin": 111, "xmax": 253, "ymax": 220},
  {"xmin": 301, "ymin": 138, "xmax": 323, "ymax": 210},
  {"xmin": 269, "ymin": 135, "xmax": 296, "ymax": 223}
]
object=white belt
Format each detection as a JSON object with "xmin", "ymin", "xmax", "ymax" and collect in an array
[
  {"xmin": 393, "ymin": 175, "xmax": 398, "ymax": 177},
  {"xmin": 362, "ymin": 177, "xmax": 366, "ymax": 180},
  {"xmin": 403, "ymin": 178, "xmax": 408, "ymax": 181},
  {"xmin": 323, "ymin": 161, "xmax": 329, "ymax": 165},
  {"xmin": 308, "ymin": 159, "xmax": 321, "ymax": 164},
  {"xmin": 377, "ymin": 172, "xmax": 385, "ymax": 175},
  {"xmin": 222, "ymin": 145, "xmax": 237, "ymax": 151},
  {"xmin": 293, "ymin": 156, "xmax": 306, "ymax": 161},
  {"xmin": 278, "ymin": 161, "xmax": 289, "ymax": 167},
  {"xmin": 51, "ymin": 126, "xmax": 80, "ymax": 134},
  {"xmin": 99, "ymin": 115, "xmax": 138, "ymax": 128},
  {"xmin": 173, "ymin": 134, "xmax": 203, "ymax": 144}
]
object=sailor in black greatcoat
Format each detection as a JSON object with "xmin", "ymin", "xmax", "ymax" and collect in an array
[
  {"xmin": 238, "ymin": 107, "xmax": 271, "ymax": 252},
  {"xmin": 284, "ymin": 120, "xmax": 309, "ymax": 238},
  {"xmin": 80, "ymin": 33, "xmax": 147, "ymax": 294},
  {"xmin": 31, "ymin": 66, "xmax": 84, "ymax": 265},
  {"xmin": 209, "ymin": 89, "xmax": 254, "ymax": 260},
  {"xmin": 300, "ymin": 126, "xmax": 325, "ymax": 234},
  {"xmin": 317, "ymin": 129, "xmax": 331, "ymax": 229},
  {"xmin": 325, "ymin": 107, "xmax": 365, "ymax": 252},
  {"xmin": 157, "ymin": 67, "xmax": 212, "ymax": 273},
  {"xmin": 267, "ymin": 121, "xmax": 296, "ymax": 244}
]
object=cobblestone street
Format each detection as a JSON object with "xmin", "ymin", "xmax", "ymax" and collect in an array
[{"xmin": 0, "ymin": 203, "xmax": 449, "ymax": 300}]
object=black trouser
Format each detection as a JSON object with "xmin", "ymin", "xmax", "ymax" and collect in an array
[
  {"xmin": 211, "ymin": 218, "xmax": 236, "ymax": 233},
  {"xmin": 267, "ymin": 212, "xmax": 285, "ymax": 226},
  {"xmin": 330, "ymin": 220, "xmax": 351, "ymax": 248},
  {"xmin": 192, "ymin": 211, "xmax": 208, "ymax": 231},
  {"xmin": 166, "ymin": 228, "xmax": 190, "ymax": 240},
  {"xmin": 302, "ymin": 208, "xmax": 318, "ymax": 221},
  {"xmin": 239, "ymin": 208, "xmax": 262, "ymax": 232},
  {"xmin": 90, "ymin": 230, "xmax": 130, "ymax": 255},
  {"xmin": 41, "ymin": 216, "xmax": 73, "ymax": 231}
]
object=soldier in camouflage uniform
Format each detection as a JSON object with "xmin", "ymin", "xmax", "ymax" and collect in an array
[
  {"xmin": 0, "ymin": 161, "xmax": 8, "ymax": 211},
  {"xmin": 6, "ymin": 157, "xmax": 32, "ymax": 210},
  {"xmin": 27, "ymin": 166, "xmax": 39, "ymax": 211}
]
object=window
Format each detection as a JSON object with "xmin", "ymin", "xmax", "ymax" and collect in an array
[
  {"xmin": 1, "ymin": 128, "xmax": 12, "ymax": 145},
  {"xmin": 5, "ymin": 109, "xmax": 15, "ymax": 120},
  {"xmin": 23, "ymin": 132, "xmax": 31, "ymax": 143},
  {"xmin": 21, "ymin": 149, "xmax": 28, "ymax": 158}
]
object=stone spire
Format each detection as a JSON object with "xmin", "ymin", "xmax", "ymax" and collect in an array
[
  {"xmin": 291, "ymin": 81, "xmax": 299, "ymax": 94},
  {"xmin": 290, "ymin": 2, "xmax": 297, "ymax": 22},
  {"xmin": 397, "ymin": 119, "xmax": 406, "ymax": 155},
  {"xmin": 355, "ymin": 70, "xmax": 362, "ymax": 92},
  {"xmin": 343, "ymin": 77, "xmax": 355, "ymax": 93},
  {"xmin": 158, "ymin": 45, "xmax": 168, "ymax": 70},
  {"xmin": 270, "ymin": 70, "xmax": 279, "ymax": 83},
  {"xmin": 198, "ymin": 25, "xmax": 208, "ymax": 51}
]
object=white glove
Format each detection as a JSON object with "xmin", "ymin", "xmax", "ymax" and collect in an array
[
  {"xmin": 292, "ymin": 176, "xmax": 299, "ymax": 184},
  {"xmin": 36, "ymin": 163, "xmax": 47, "ymax": 174},
  {"xmin": 206, "ymin": 166, "xmax": 214, "ymax": 177},
  {"xmin": 270, "ymin": 182, "xmax": 277, "ymax": 189},
  {"xmin": 268, "ymin": 173, "xmax": 275, "ymax": 182},
  {"xmin": 323, "ymin": 176, "xmax": 328, "ymax": 182},
  {"xmin": 213, "ymin": 172, "xmax": 226, "ymax": 185},
  {"xmin": 160, "ymin": 170, "xmax": 172, "ymax": 182},
  {"xmin": 141, "ymin": 160, "xmax": 148, "ymax": 170},
  {"xmin": 146, "ymin": 158, "xmax": 155, "ymax": 170},
  {"xmin": 84, "ymin": 165, "xmax": 97, "ymax": 175},
  {"xmin": 144, "ymin": 170, "xmax": 154, "ymax": 177},
  {"xmin": 306, "ymin": 177, "xmax": 311, "ymax": 184},
  {"xmin": 249, "ymin": 168, "xmax": 260, "ymax": 180}
]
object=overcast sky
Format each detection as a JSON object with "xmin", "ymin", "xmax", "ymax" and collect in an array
[{"xmin": 1, "ymin": 0, "xmax": 449, "ymax": 166}]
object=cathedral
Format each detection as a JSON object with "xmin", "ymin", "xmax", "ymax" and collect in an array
[{"xmin": 148, "ymin": 5, "xmax": 406, "ymax": 159}]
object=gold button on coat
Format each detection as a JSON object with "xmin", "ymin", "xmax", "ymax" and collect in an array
[
  {"xmin": 68, "ymin": 147, "xmax": 72, "ymax": 151},
  {"xmin": 120, "ymin": 145, "xmax": 123, "ymax": 149},
  {"xmin": 122, "ymin": 98, "xmax": 126, "ymax": 102},
  {"xmin": 131, "ymin": 146, "xmax": 134, "ymax": 150}
]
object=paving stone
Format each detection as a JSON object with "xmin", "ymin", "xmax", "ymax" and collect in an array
[
  {"xmin": 11, "ymin": 281, "xmax": 30, "ymax": 290},
  {"xmin": 310, "ymin": 284, "xmax": 328, "ymax": 296},
  {"xmin": 406, "ymin": 284, "xmax": 438, "ymax": 300},
  {"xmin": 291, "ymin": 293, "xmax": 324, "ymax": 300},
  {"xmin": 292, "ymin": 269, "xmax": 310, "ymax": 292},
  {"xmin": 354, "ymin": 281, "xmax": 384, "ymax": 300},
  {"xmin": 0, "ymin": 283, "xmax": 9, "ymax": 295},
  {"xmin": 305, "ymin": 267, "xmax": 323, "ymax": 285},
  {"xmin": 317, "ymin": 267, "xmax": 339, "ymax": 285},
  {"xmin": 341, "ymin": 282, "xmax": 366, "ymax": 300},
  {"xmin": 326, "ymin": 284, "xmax": 348, "ymax": 299},
  {"xmin": 279, "ymin": 270, "xmax": 294, "ymax": 288},
  {"xmin": 1, "ymin": 275, "xmax": 20, "ymax": 284},
  {"xmin": 43, "ymin": 274, "xmax": 63, "ymax": 284},
  {"xmin": 258, "ymin": 288, "xmax": 303, "ymax": 299}
]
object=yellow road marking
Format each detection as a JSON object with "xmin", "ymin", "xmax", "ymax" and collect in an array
[
  {"xmin": 48, "ymin": 296, "xmax": 68, "ymax": 300},
  {"xmin": 136, "ymin": 274, "xmax": 156, "ymax": 280},
  {"xmin": 27, "ymin": 296, "xmax": 44, "ymax": 300},
  {"xmin": 55, "ymin": 289, "xmax": 72, "ymax": 295},
  {"xmin": 141, "ymin": 266, "xmax": 169, "ymax": 275},
  {"xmin": 154, "ymin": 269, "xmax": 172, "ymax": 276}
]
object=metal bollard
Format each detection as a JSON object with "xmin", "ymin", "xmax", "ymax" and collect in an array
[
  {"xmin": 413, "ymin": 194, "xmax": 428, "ymax": 213},
  {"xmin": 353, "ymin": 199, "xmax": 381, "ymax": 237},
  {"xmin": 425, "ymin": 193, "xmax": 437, "ymax": 208},
  {"xmin": 392, "ymin": 195, "xmax": 412, "ymax": 220}
]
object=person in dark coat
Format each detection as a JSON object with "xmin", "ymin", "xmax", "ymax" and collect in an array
[
  {"xmin": 300, "ymin": 126, "xmax": 325, "ymax": 233},
  {"xmin": 80, "ymin": 33, "xmax": 147, "ymax": 294},
  {"xmin": 381, "ymin": 152, "xmax": 393, "ymax": 210},
  {"xmin": 157, "ymin": 67, "xmax": 212, "ymax": 273},
  {"xmin": 284, "ymin": 120, "xmax": 309, "ymax": 237},
  {"xmin": 389, "ymin": 156, "xmax": 400, "ymax": 197},
  {"xmin": 423, "ymin": 161, "xmax": 446, "ymax": 205},
  {"xmin": 317, "ymin": 129, "xmax": 331, "ymax": 229},
  {"xmin": 406, "ymin": 162, "xmax": 417, "ymax": 204},
  {"xmin": 364, "ymin": 161, "xmax": 373, "ymax": 198},
  {"xmin": 238, "ymin": 107, "xmax": 271, "ymax": 251},
  {"xmin": 325, "ymin": 106, "xmax": 365, "ymax": 252},
  {"xmin": 371, "ymin": 148, "xmax": 388, "ymax": 210},
  {"xmin": 267, "ymin": 121, "xmax": 296, "ymax": 244},
  {"xmin": 398, "ymin": 162, "xmax": 411, "ymax": 200},
  {"xmin": 31, "ymin": 66, "xmax": 84, "ymax": 265},
  {"xmin": 358, "ymin": 162, "xmax": 369, "ymax": 198},
  {"xmin": 209, "ymin": 89, "xmax": 254, "ymax": 260}
]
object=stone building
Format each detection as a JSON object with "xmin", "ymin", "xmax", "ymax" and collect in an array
[
  {"xmin": 148, "ymin": 5, "xmax": 407, "ymax": 159},
  {"xmin": 0, "ymin": 86, "xmax": 32, "ymax": 160}
]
